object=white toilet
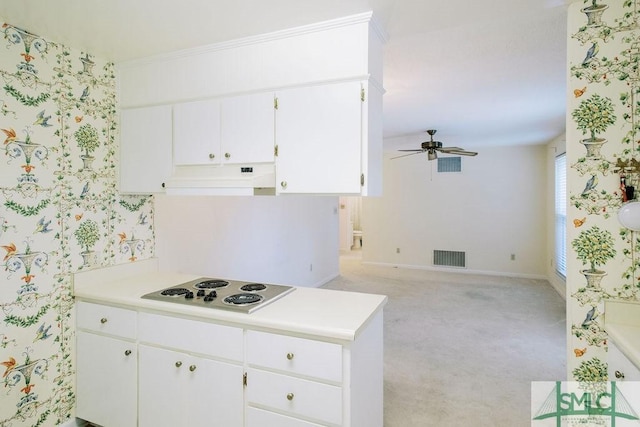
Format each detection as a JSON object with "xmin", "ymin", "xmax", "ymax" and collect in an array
[{"xmin": 352, "ymin": 230, "xmax": 362, "ymax": 249}]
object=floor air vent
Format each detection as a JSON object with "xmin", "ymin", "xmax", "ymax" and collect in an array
[{"xmin": 433, "ymin": 250, "xmax": 466, "ymax": 267}]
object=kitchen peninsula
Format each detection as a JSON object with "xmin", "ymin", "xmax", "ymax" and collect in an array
[{"xmin": 73, "ymin": 259, "xmax": 386, "ymax": 427}]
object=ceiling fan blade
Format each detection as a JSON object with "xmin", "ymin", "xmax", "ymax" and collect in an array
[
  {"xmin": 397, "ymin": 149, "xmax": 425, "ymax": 152},
  {"xmin": 438, "ymin": 147, "xmax": 478, "ymax": 156},
  {"xmin": 391, "ymin": 151, "xmax": 426, "ymax": 160}
]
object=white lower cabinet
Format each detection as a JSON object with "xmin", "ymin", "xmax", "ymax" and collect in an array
[
  {"xmin": 138, "ymin": 344, "xmax": 244, "ymax": 427},
  {"xmin": 608, "ymin": 341, "xmax": 640, "ymax": 381},
  {"xmin": 75, "ymin": 303, "xmax": 383, "ymax": 427},
  {"xmin": 245, "ymin": 312, "xmax": 383, "ymax": 427},
  {"xmin": 246, "ymin": 368, "xmax": 342, "ymax": 425},
  {"xmin": 137, "ymin": 312, "xmax": 244, "ymax": 427},
  {"xmin": 75, "ymin": 302, "xmax": 137, "ymax": 427},
  {"xmin": 76, "ymin": 331, "xmax": 137, "ymax": 427},
  {"xmin": 247, "ymin": 407, "xmax": 325, "ymax": 427}
]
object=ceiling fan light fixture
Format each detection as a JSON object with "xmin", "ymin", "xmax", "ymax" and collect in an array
[{"xmin": 391, "ymin": 129, "xmax": 478, "ymax": 161}]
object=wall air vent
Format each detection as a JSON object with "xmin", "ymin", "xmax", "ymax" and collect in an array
[
  {"xmin": 433, "ymin": 250, "xmax": 466, "ymax": 268},
  {"xmin": 437, "ymin": 157, "xmax": 462, "ymax": 173}
]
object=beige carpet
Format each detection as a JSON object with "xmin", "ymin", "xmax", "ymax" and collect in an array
[{"xmin": 322, "ymin": 252, "xmax": 566, "ymax": 427}]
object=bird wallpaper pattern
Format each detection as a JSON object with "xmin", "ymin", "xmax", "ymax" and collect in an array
[
  {"xmin": 567, "ymin": 0, "xmax": 640, "ymax": 382},
  {"xmin": 0, "ymin": 20, "xmax": 154, "ymax": 426}
]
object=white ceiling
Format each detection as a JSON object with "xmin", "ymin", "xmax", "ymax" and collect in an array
[{"xmin": 0, "ymin": 0, "xmax": 571, "ymax": 152}]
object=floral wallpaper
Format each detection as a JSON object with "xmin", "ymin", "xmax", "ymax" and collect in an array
[
  {"xmin": 0, "ymin": 21, "xmax": 154, "ymax": 426},
  {"xmin": 567, "ymin": 0, "xmax": 640, "ymax": 381}
]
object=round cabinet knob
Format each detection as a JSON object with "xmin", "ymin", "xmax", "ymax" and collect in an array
[
  {"xmin": 124, "ymin": 350, "xmax": 132, "ymax": 356},
  {"xmin": 281, "ymin": 181, "xmax": 287, "ymax": 189},
  {"xmin": 286, "ymin": 352, "xmax": 294, "ymax": 360},
  {"xmin": 286, "ymin": 393, "xmax": 294, "ymax": 401},
  {"xmin": 100, "ymin": 318, "xmax": 108, "ymax": 324},
  {"xmin": 175, "ymin": 361, "xmax": 183, "ymax": 368},
  {"xmin": 615, "ymin": 370, "xmax": 625, "ymax": 379},
  {"xmin": 225, "ymin": 152, "xmax": 231, "ymax": 159},
  {"xmin": 189, "ymin": 365, "xmax": 197, "ymax": 372},
  {"xmin": 209, "ymin": 153, "xmax": 215, "ymax": 159}
]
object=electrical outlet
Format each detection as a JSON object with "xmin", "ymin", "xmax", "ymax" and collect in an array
[
  {"xmin": 396, "ymin": 248, "xmax": 400, "ymax": 254},
  {"xmin": 510, "ymin": 254, "xmax": 516, "ymax": 261}
]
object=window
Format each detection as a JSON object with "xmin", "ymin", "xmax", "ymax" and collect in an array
[{"xmin": 555, "ymin": 153, "xmax": 567, "ymax": 277}]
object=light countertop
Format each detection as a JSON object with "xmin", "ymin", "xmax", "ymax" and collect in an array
[
  {"xmin": 72, "ymin": 259, "xmax": 387, "ymax": 342},
  {"xmin": 604, "ymin": 299, "xmax": 640, "ymax": 369}
]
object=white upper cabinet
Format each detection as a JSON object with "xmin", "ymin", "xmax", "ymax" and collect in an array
[
  {"xmin": 174, "ymin": 92, "xmax": 275, "ymax": 167},
  {"xmin": 117, "ymin": 12, "xmax": 385, "ymax": 195},
  {"xmin": 221, "ymin": 92, "xmax": 275, "ymax": 164},
  {"xmin": 173, "ymin": 98, "xmax": 222, "ymax": 166},
  {"xmin": 275, "ymin": 81, "xmax": 363, "ymax": 194},
  {"xmin": 120, "ymin": 105, "xmax": 173, "ymax": 194}
]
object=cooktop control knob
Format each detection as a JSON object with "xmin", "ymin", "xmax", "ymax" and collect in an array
[
  {"xmin": 204, "ymin": 291, "xmax": 217, "ymax": 302},
  {"xmin": 197, "ymin": 289, "xmax": 205, "ymax": 297},
  {"xmin": 185, "ymin": 291, "xmax": 194, "ymax": 299}
]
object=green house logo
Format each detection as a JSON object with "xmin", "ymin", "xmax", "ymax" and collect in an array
[{"xmin": 532, "ymin": 382, "xmax": 640, "ymax": 426}]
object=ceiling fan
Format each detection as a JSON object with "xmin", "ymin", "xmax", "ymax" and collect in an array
[{"xmin": 392, "ymin": 130, "xmax": 478, "ymax": 161}]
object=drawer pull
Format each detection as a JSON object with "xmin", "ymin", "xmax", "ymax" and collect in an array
[
  {"xmin": 100, "ymin": 317, "xmax": 108, "ymax": 324},
  {"xmin": 615, "ymin": 370, "xmax": 625, "ymax": 379},
  {"xmin": 175, "ymin": 361, "xmax": 183, "ymax": 368},
  {"xmin": 124, "ymin": 350, "xmax": 132, "ymax": 356},
  {"xmin": 286, "ymin": 393, "xmax": 294, "ymax": 401},
  {"xmin": 225, "ymin": 152, "xmax": 231, "ymax": 159},
  {"xmin": 281, "ymin": 181, "xmax": 287, "ymax": 189},
  {"xmin": 209, "ymin": 153, "xmax": 215, "ymax": 159},
  {"xmin": 286, "ymin": 352, "xmax": 295, "ymax": 360},
  {"xmin": 189, "ymin": 365, "xmax": 197, "ymax": 372}
]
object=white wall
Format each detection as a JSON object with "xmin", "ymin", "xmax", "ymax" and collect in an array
[
  {"xmin": 154, "ymin": 194, "xmax": 340, "ymax": 287},
  {"xmin": 361, "ymin": 145, "xmax": 548, "ymax": 278}
]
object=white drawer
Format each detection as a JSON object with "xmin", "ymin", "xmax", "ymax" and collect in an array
[
  {"xmin": 609, "ymin": 342, "xmax": 640, "ymax": 381},
  {"xmin": 138, "ymin": 312, "xmax": 243, "ymax": 361},
  {"xmin": 247, "ymin": 331, "xmax": 342, "ymax": 382},
  {"xmin": 76, "ymin": 301, "xmax": 137, "ymax": 339},
  {"xmin": 247, "ymin": 368, "xmax": 342, "ymax": 425},
  {"xmin": 247, "ymin": 406, "xmax": 325, "ymax": 427}
]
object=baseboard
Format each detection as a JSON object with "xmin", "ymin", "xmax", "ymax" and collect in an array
[
  {"xmin": 312, "ymin": 271, "xmax": 340, "ymax": 288},
  {"xmin": 60, "ymin": 419, "xmax": 88, "ymax": 427},
  {"xmin": 362, "ymin": 261, "xmax": 548, "ymax": 280},
  {"xmin": 547, "ymin": 271, "xmax": 567, "ymax": 300}
]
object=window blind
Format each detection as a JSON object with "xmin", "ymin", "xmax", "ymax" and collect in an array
[{"xmin": 555, "ymin": 153, "xmax": 567, "ymax": 277}]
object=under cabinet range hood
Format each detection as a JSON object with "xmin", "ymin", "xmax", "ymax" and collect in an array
[{"xmin": 164, "ymin": 164, "xmax": 276, "ymax": 196}]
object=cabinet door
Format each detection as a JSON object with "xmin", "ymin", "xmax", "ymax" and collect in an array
[
  {"xmin": 187, "ymin": 355, "xmax": 244, "ymax": 427},
  {"xmin": 76, "ymin": 331, "xmax": 137, "ymax": 427},
  {"xmin": 120, "ymin": 105, "xmax": 172, "ymax": 193},
  {"xmin": 174, "ymin": 98, "xmax": 221, "ymax": 165},
  {"xmin": 139, "ymin": 345, "xmax": 185, "ymax": 427},
  {"xmin": 138, "ymin": 344, "xmax": 244, "ymax": 427},
  {"xmin": 221, "ymin": 92, "xmax": 275, "ymax": 164},
  {"xmin": 275, "ymin": 81, "xmax": 363, "ymax": 194}
]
